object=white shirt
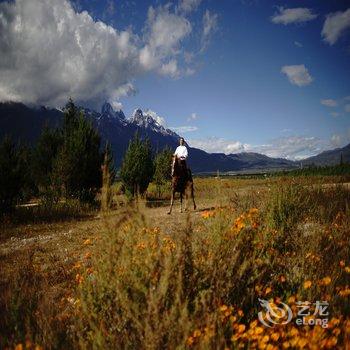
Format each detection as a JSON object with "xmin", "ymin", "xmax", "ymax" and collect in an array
[{"xmin": 174, "ymin": 145, "xmax": 188, "ymax": 159}]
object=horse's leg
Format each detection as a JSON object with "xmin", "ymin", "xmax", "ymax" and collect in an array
[
  {"xmin": 180, "ymin": 192, "xmax": 183, "ymax": 213},
  {"xmin": 168, "ymin": 189, "xmax": 175, "ymax": 214},
  {"xmin": 191, "ymin": 184, "xmax": 197, "ymax": 210},
  {"xmin": 184, "ymin": 189, "xmax": 189, "ymax": 211}
]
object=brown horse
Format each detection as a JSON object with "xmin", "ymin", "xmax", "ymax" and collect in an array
[{"xmin": 168, "ymin": 156, "xmax": 196, "ymax": 214}]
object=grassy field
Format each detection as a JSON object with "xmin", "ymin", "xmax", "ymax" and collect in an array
[{"xmin": 1, "ymin": 175, "xmax": 350, "ymax": 349}]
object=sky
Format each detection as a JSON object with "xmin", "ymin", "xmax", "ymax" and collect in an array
[{"xmin": 0, "ymin": 0, "xmax": 349, "ymax": 159}]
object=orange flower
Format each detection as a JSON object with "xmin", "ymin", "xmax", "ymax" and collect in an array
[
  {"xmin": 83, "ymin": 238, "xmax": 92, "ymax": 245},
  {"xmin": 303, "ymin": 280, "xmax": 312, "ymax": 289},
  {"xmin": 201, "ymin": 210, "xmax": 215, "ymax": 219},
  {"xmin": 320, "ymin": 276, "xmax": 332, "ymax": 286},
  {"xmin": 237, "ymin": 324, "xmax": 246, "ymax": 333}
]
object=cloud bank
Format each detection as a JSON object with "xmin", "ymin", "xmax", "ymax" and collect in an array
[
  {"xmin": 188, "ymin": 134, "xmax": 349, "ymax": 160},
  {"xmin": 0, "ymin": 0, "xmax": 216, "ymax": 107}
]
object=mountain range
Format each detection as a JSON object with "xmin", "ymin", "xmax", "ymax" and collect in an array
[{"xmin": 0, "ymin": 101, "xmax": 348, "ymax": 173}]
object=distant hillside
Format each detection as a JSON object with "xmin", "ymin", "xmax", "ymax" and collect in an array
[
  {"xmin": 0, "ymin": 101, "xmax": 298, "ymax": 172},
  {"xmin": 302, "ymin": 143, "xmax": 350, "ymax": 166}
]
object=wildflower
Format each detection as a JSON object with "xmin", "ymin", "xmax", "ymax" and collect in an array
[
  {"xmin": 83, "ymin": 238, "xmax": 92, "ymax": 245},
  {"xmin": 237, "ymin": 324, "xmax": 246, "ymax": 333},
  {"xmin": 75, "ymin": 273, "xmax": 84, "ymax": 284},
  {"xmin": 193, "ymin": 329, "xmax": 201, "ymax": 338},
  {"xmin": 72, "ymin": 262, "xmax": 81, "ymax": 270},
  {"xmin": 201, "ymin": 210, "xmax": 215, "ymax": 219},
  {"xmin": 271, "ymin": 332, "xmax": 279, "ymax": 341},
  {"xmin": 339, "ymin": 260, "xmax": 345, "ymax": 267},
  {"xmin": 303, "ymin": 280, "xmax": 312, "ymax": 289},
  {"xmin": 15, "ymin": 345, "xmax": 23, "ymax": 350},
  {"xmin": 248, "ymin": 208, "xmax": 259, "ymax": 216},
  {"xmin": 345, "ymin": 266, "xmax": 350, "ymax": 274},
  {"xmin": 186, "ymin": 336, "xmax": 194, "ymax": 346},
  {"xmin": 255, "ymin": 326, "xmax": 264, "ymax": 335},
  {"xmin": 265, "ymin": 287, "xmax": 272, "ymax": 295},
  {"xmin": 320, "ymin": 276, "xmax": 332, "ymax": 286},
  {"xmin": 298, "ymin": 338, "xmax": 307, "ymax": 348}
]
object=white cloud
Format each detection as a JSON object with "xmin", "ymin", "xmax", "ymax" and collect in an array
[
  {"xmin": 171, "ymin": 126, "xmax": 198, "ymax": 133},
  {"xmin": 271, "ymin": 7, "xmax": 317, "ymax": 25},
  {"xmin": 201, "ymin": 10, "xmax": 218, "ymax": 51},
  {"xmin": 110, "ymin": 101, "xmax": 123, "ymax": 111},
  {"xmin": 0, "ymin": 0, "xmax": 145, "ymax": 107},
  {"xmin": 159, "ymin": 59, "xmax": 179, "ymax": 78},
  {"xmin": 281, "ymin": 65, "xmax": 313, "ymax": 87},
  {"xmin": 140, "ymin": 4, "xmax": 191, "ymax": 76},
  {"xmin": 188, "ymin": 137, "xmax": 249, "ymax": 154},
  {"xmin": 188, "ymin": 135, "xmax": 340, "ymax": 160},
  {"xmin": 321, "ymin": 99, "xmax": 338, "ymax": 107},
  {"xmin": 178, "ymin": 0, "xmax": 202, "ymax": 14},
  {"xmin": 331, "ymin": 112, "xmax": 340, "ymax": 117},
  {"xmin": 331, "ymin": 134, "xmax": 342, "ymax": 148},
  {"xmin": 322, "ymin": 9, "xmax": 350, "ymax": 45},
  {"xmin": 345, "ymin": 104, "xmax": 350, "ymax": 113},
  {"xmin": 294, "ymin": 41, "xmax": 303, "ymax": 47},
  {"xmin": 187, "ymin": 112, "xmax": 199, "ymax": 121},
  {"xmin": 0, "ymin": 0, "xmax": 198, "ymax": 107}
]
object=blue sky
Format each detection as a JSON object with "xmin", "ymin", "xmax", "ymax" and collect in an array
[{"xmin": 0, "ymin": 0, "xmax": 350, "ymax": 158}]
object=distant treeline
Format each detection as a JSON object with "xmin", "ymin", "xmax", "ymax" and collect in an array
[{"xmin": 274, "ymin": 163, "xmax": 350, "ymax": 177}]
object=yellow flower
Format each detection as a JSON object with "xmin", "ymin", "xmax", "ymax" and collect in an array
[
  {"xmin": 255, "ymin": 326, "xmax": 264, "ymax": 335},
  {"xmin": 265, "ymin": 287, "xmax": 272, "ymax": 295},
  {"xmin": 193, "ymin": 329, "xmax": 201, "ymax": 338},
  {"xmin": 237, "ymin": 324, "xmax": 246, "ymax": 333},
  {"xmin": 15, "ymin": 344, "xmax": 23, "ymax": 350},
  {"xmin": 83, "ymin": 238, "xmax": 92, "ymax": 245},
  {"xmin": 344, "ymin": 266, "xmax": 350, "ymax": 274},
  {"xmin": 271, "ymin": 332, "xmax": 279, "ymax": 341},
  {"xmin": 303, "ymin": 280, "xmax": 312, "ymax": 289},
  {"xmin": 298, "ymin": 338, "xmax": 308, "ymax": 348},
  {"xmin": 201, "ymin": 210, "xmax": 215, "ymax": 219},
  {"xmin": 186, "ymin": 336, "xmax": 194, "ymax": 346},
  {"xmin": 320, "ymin": 276, "xmax": 332, "ymax": 286}
]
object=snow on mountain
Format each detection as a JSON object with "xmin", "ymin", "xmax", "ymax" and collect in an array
[
  {"xmin": 100, "ymin": 102, "xmax": 126, "ymax": 121},
  {"xmin": 129, "ymin": 108, "xmax": 178, "ymax": 137}
]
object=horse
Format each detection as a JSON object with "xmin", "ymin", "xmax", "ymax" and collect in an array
[{"xmin": 168, "ymin": 156, "xmax": 196, "ymax": 214}]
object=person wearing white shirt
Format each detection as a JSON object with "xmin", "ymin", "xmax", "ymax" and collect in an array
[
  {"xmin": 174, "ymin": 137, "xmax": 188, "ymax": 160},
  {"xmin": 172, "ymin": 137, "xmax": 188, "ymax": 176}
]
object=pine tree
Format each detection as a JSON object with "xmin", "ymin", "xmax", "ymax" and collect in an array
[
  {"xmin": 0, "ymin": 137, "xmax": 29, "ymax": 211},
  {"xmin": 153, "ymin": 147, "xmax": 172, "ymax": 198},
  {"xmin": 120, "ymin": 133, "xmax": 154, "ymax": 198},
  {"xmin": 52, "ymin": 99, "xmax": 102, "ymax": 202},
  {"xmin": 33, "ymin": 125, "xmax": 62, "ymax": 194}
]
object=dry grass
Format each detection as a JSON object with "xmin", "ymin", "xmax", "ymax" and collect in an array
[{"xmin": 1, "ymin": 176, "xmax": 350, "ymax": 349}]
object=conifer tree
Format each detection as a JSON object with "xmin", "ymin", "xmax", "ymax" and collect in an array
[
  {"xmin": 153, "ymin": 147, "xmax": 172, "ymax": 198},
  {"xmin": 120, "ymin": 133, "xmax": 154, "ymax": 198}
]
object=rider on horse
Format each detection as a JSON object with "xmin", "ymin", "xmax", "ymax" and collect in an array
[{"xmin": 172, "ymin": 137, "xmax": 188, "ymax": 176}]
